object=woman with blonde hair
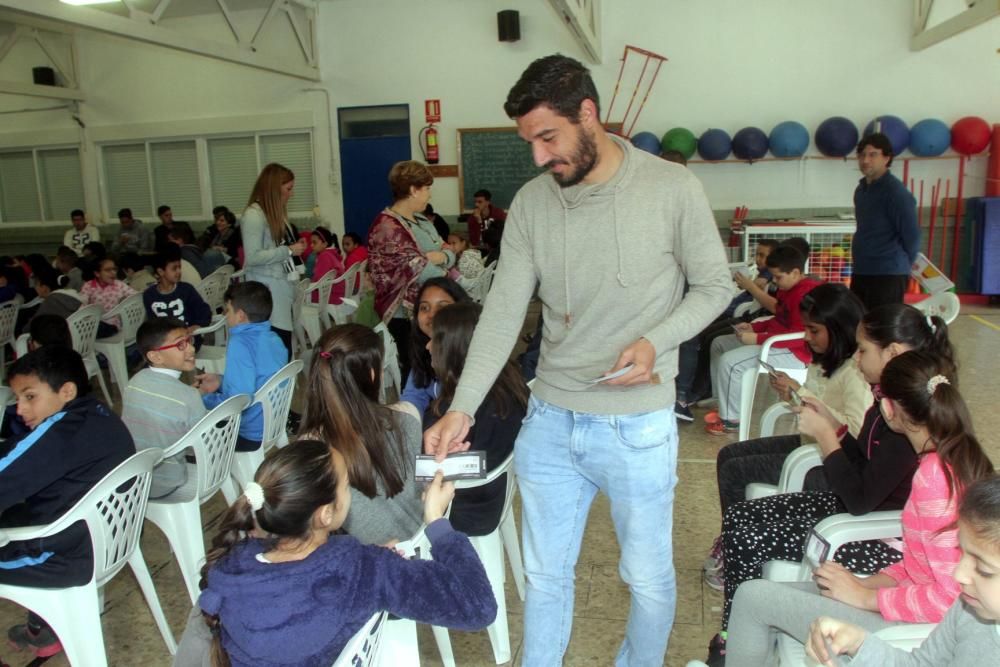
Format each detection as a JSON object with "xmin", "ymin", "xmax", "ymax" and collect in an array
[
  {"xmin": 368, "ymin": 160, "xmax": 455, "ymax": 381},
  {"xmin": 241, "ymin": 162, "xmax": 307, "ymax": 358}
]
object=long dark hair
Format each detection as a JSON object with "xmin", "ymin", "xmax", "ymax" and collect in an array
[
  {"xmin": 799, "ymin": 283, "xmax": 864, "ymax": 378},
  {"xmin": 199, "ymin": 440, "xmax": 339, "ymax": 667},
  {"xmin": 409, "ymin": 278, "xmax": 471, "ymax": 390},
  {"xmin": 959, "ymin": 474, "xmax": 1000, "ymax": 548},
  {"xmin": 880, "ymin": 351, "xmax": 993, "ymax": 498},
  {"xmin": 430, "ymin": 302, "xmax": 528, "ymax": 419},
  {"xmin": 861, "ymin": 304, "xmax": 956, "ymax": 378},
  {"xmin": 299, "ymin": 324, "xmax": 409, "ymax": 498}
]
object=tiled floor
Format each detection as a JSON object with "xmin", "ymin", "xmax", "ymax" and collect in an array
[{"xmin": 2, "ymin": 305, "xmax": 998, "ymax": 666}]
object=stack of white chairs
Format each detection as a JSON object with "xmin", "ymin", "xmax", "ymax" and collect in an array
[
  {"xmin": 67, "ymin": 304, "xmax": 113, "ymax": 404},
  {"xmin": 94, "ymin": 293, "xmax": 147, "ymax": 390},
  {"xmin": 372, "ymin": 323, "xmax": 402, "ymax": 403},
  {"xmin": 145, "ymin": 395, "xmax": 250, "ymax": 604},
  {"xmin": 223, "ymin": 359, "xmax": 304, "ymax": 501},
  {"xmin": 0, "ymin": 449, "xmax": 177, "ymax": 667}
]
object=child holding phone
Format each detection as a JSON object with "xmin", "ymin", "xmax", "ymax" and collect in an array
[
  {"xmin": 807, "ymin": 473, "xmax": 1000, "ymax": 666},
  {"xmin": 705, "ymin": 351, "xmax": 993, "ymax": 667},
  {"xmin": 194, "ymin": 440, "xmax": 496, "ymax": 667}
]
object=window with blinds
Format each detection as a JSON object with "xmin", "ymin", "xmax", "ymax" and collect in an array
[
  {"xmin": 99, "ymin": 130, "xmax": 315, "ymax": 220},
  {"xmin": 0, "ymin": 147, "xmax": 84, "ymax": 223}
]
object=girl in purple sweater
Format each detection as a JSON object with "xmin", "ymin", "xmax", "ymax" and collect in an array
[{"xmin": 195, "ymin": 440, "xmax": 496, "ymax": 667}]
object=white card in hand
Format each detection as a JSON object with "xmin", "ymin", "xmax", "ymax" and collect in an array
[{"xmin": 414, "ymin": 451, "xmax": 487, "ymax": 482}]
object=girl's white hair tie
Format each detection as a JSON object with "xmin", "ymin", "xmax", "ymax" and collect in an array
[
  {"xmin": 926, "ymin": 375, "xmax": 949, "ymax": 396},
  {"xmin": 243, "ymin": 482, "xmax": 265, "ymax": 512}
]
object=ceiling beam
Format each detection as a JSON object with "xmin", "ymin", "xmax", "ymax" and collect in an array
[
  {"xmin": 547, "ymin": 0, "xmax": 602, "ymax": 64},
  {"xmin": 911, "ymin": 0, "xmax": 1000, "ymax": 50},
  {"xmin": 0, "ymin": 79, "xmax": 85, "ymax": 100},
  {"xmin": 0, "ymin": 0, "xmax": 321, "ymax": 81}
]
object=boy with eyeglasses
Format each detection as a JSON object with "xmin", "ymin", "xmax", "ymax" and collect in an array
[{"xmin": 122, "ymin": 317, "xmax": 207, "ymax": 498}]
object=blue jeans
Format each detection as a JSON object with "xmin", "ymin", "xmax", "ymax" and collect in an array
[{"xmin": 515, "ymin": 396, "xmax": 679, "ymax": 667}]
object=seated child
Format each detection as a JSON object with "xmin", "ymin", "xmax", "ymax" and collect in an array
[
  {"xmin": 447, "ymin": 232, "xmax": 486, "ymax": 282},
  {"xmin": 169, "ymin": 221, "xmax": 225, "ymax": 279},
  {"xmin": 706, "ymin": 245, "xmax": 820, "ymax": 434},
  {"xmin": 2, "ymin": 346, "xmax": 135, "ymax": 658},
  {"xmin": 195, "ymin": 281, "xmax": 285, "ymax": 452},
  {"xmin": 725, "ymin": 238, "xmax": 777, "ymax": 318},
  {"xmin": 30, "ymin": 267, "xmax": 83, "ymax": 323},
  {"xmin": 120, "ymin": 252, "xmax": 156, "ymax": 292},
  {"xmin": 2, "ymin": 314, "xmax": 74, "ymax": 439},
  {"xmin": 142, "ymin": 248, "xmax": 212, "ymax": 330},
  {"xmin": 308, "ymin": 227, "xmax": 345, "ymax": 304},
  {"xmin": 805, "ymin": 473, "xmax": 1000, "ymax": 667},
  {"xmin": 79, "ymin": 256, "xmax": 136, "ymax": 338},
  {"xmin": 54, "ymin": 246, "xmax": 83, "ymax": 292},
  {"xmin": 425, "ymin": 302, "xmax": 527, "ymax": 536},
  {"xmin": 122, "ymin": 318, "xmax": 208, "ymax": 499},
  {"xmin": 177, "ymin": 440, "xmax": 496, "ymax": 667}
]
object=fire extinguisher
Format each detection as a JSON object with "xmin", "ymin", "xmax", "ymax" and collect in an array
[{"xmin": 420, "ymin": 124, "xmax": 439, "ymax": 164}]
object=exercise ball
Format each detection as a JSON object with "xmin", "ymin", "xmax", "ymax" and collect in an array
[
  {"xmin": 698, "ymin": 128, "xmax": 732, "ymax": 161},
  {"xmin": 661, "ymin": 127, "xmax": 697, "ymax": 160},
  {"xmin": 909, "ymin": 119, "xmax": 951, "ymax": 157},
  {"xmin": 815, "ymin": 116, "xmax": 859, "ymax": 158},
  {"xmin": 631, "ymin": 131, "xmax": 662, "ymax": 154},
  {"xmin": 950, "ymin": 116, "xmax": 991, "ymax": 155},
  {"xmin": 768, "ymin": 121, "xmax": 809, "ymax": 157},
  {"xmin": 863, "ymin": 115, "xmax": 910, "ymax": 155},
  {"xmin": 732, "ymin": 126, "xmax": 769, "ymax": 161}
]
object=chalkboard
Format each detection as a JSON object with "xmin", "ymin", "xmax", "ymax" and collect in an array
[{"xmin": 458, "ymin": 127, "xmax": 544, "ymax": 211}]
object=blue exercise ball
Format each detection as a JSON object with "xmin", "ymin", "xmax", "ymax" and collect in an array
[
  {"xmin": 863, "ymin": 115, "xmax": 910, "ymax": 155},
  {"xmin": 815, "ymin": 117, "xmax": 859, "ymax": 158},
  {"xmin": 769, "ymin": 121, "xmax": 809, "ymax": 157},
  {"xmin": 631, "ymin": 131, "xmax": 662, "ymax": 154},
  {"xmin": 732, "ymin": 126, "xmax": 769, "ymax": 161},
  {"xmin": 698, "ymin": 128, "xmax": 732, "ymax": 161},
  {"xmin": 908, "ymin": 119, "xmax": 951, "ymax": 157}
]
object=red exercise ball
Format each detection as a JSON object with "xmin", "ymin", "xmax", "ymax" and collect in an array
[{"xmin": 950, "ymin": 116, "xmax": 991, "ymax": 155}]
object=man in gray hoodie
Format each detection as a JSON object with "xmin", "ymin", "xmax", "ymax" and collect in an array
[{"xmin": 425, "ymin": 55, "xmax": 732, "ymax": 666}]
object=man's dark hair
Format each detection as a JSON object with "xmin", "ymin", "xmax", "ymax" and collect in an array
[
  {"xmin": 212, "ymin": 205, "xmax": 230, "ymax": 217},
  {"xmin": 857, "ymin": 132, "xmax": 894, "ymax": 167},
  {"xmin": 152, "ymin": 245, "xmax": 182, "ymax": 272},
  {"xmin": 157, "ymin": 204, "xmax": 171, "ymax": 216},
  {"xmin": 779, "ymin": 236, "xmax": 810, "ymax": 261},
  {"xmin": 473, "ymin": 189, "xmax": 492, "ymax": 201},
  {"xmin": 765, "ymin": 245, "xmax": 807, "ymax": 273},
  {"xmin": 117, "ymin": 208, "xmax": 133, "ymax": 220},
  {"xmin": 29, "ymin": 314, "xmax": 72, "ymax": 349},
  {"xmin": 70, "ymin": 209, "xmax": 84, "ymax": 219},
  {"xmin": 168, "ymin": 220, "xmax": 196, "ymax": 245},
  {"xmin": 9, "ymin": 345, "xmax": 90, "ymax": 396},
  {"xmin": 118, "ymin": 252, "xmax": 146, "ymax": 273},
  {"xmin": 55, "ymin": 246, "xmax": 77, "ymax": 264},
  {"xmin": 137, "ymin": 317, "xmax": 188, "ymax": 358},
  {"xmin": 757, "ymin": 238, "xmax": 780, "ymax": 251},
  {"xmin": 504, "ymin": 54, "xmax": 600, "ymax": 122},
  {"xmin": 225, "ymin": 281, "xmax": 272, "ymax": 323}
]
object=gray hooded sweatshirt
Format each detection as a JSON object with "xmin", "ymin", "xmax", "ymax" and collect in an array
[{"xmin": 451, "ymin": 135, "xmax": 732, "ymax": 417}]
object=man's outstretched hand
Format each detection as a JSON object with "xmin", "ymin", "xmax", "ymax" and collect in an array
[{"xmin": 423, "ymin": 410, "xmax": 473, "ymax": 462}]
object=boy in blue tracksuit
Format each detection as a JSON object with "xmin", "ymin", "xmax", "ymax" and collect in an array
[
  {"xmin": 195, "ymin": 281, "xmax": 286, "ymax": 451},
  {"xmin": 1, "ymin": 346, "xmax": 135, "ymax": 658}
]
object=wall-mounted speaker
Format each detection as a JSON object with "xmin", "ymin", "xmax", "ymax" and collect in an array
[
  {"xmin": 498, "ymin": 10, "xmax": 520, "ymax": 42},
  {"xmin": 32, "ymin": 66, "xmax": 56, "ymax": 86}
]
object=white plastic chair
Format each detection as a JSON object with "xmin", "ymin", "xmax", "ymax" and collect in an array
[
  {"xmin": 325, "ymin": 261, "xmax": 366, "ymax": 325},
  {"xmin": 373, "ymin": 323, "xmax": 402, "ymax": 403},
  {"xmin": 432, "ymin": 451, "xmax": 525, "ymax": 664},
  {"xmin": 0, "ymin": 449, "xmax": 177, "ymax": 666},
  {"xmin": 291, "ymin": 278, "xmax": 312, "ymax": 359},
  {"xmin": 94, "ymin": 293, "xmax": 147, "ymax": 390},
  {"xmin": 301, "ymin": 270, "xmax": 337, "ymax": 345},
  {"xmin": 737, "ymin": 332, "xmax": 809, "ymax": 441},
  {"xmin": 144, "ymin": 394, "xmax": 251, "ymax": 604},
  {"xmin": 223, "ymin": 359, "xmax": 304, "ymax": 501},
  {"xmin": 193, "ymin": 317, "xmax": 228, "ymax": 375},
  {"xmin": 912, "ymin": 291, "xmax": 960, "ymax": 325},
  {"xmin": 195, "ymin": 267, "xmax": 230, "ymax": 315},
  {"xmin": 14, "ymin": 332, "xmax": 29, "ymax": 359},
  {"xmin": 764, "ymin": 510, "xmax": 935, "ymax": 664},
  {"xmin": 330, "ymin": 611, "xmax": 388, "ymax": 667},
  {"xmin": 67, "ymin": 304, "xmax": 113, "ymax": 405},
  {"xmin": 0, "ymin": 302, "xmax": 17, "ymax": 381},
  {"xmin": 228, "ymin": 268, "xmax": 246, "ymax": 284}
]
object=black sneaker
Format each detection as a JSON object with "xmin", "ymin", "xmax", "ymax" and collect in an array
[
  {"xmin": 7, "ymin": 624, "xmax": 62, "ymax": 658},
  {"xmin": 674, "ymin": 401, "xmax": 694, "ymax": 422},
  {"xmin": 706, "ymin": 633, "xmax": 727, "ymax": 667}
]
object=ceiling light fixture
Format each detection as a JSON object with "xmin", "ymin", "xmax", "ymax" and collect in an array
[{"xmin": 59, "ymin": 0, "xmax": 121, "ymax": 6}]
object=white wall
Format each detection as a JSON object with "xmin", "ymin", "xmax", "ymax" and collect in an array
[
  {"xmin": 321, "ymin": 0, "xmax": 999, "ymax": 216},
  {"xmin": 0, "ymin": 0, "xmax": 997, "ymax": 234}
]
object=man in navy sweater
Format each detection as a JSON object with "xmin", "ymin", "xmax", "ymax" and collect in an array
[
  {"xmin": 0, "ymin": 347, "xmax": 135, "ymax": 658},
  {"xmin": 851, "ymin": 133, "xmax": 919, "ymax": 310}
]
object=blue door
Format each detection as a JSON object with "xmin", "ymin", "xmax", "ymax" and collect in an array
[{"xmin": 338, "ymin": 105, "xmax": 411, "ymax": 240}]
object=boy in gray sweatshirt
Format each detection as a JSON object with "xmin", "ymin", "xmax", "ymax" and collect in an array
[{"xmin": 425, "ymin": 54, "xmax": 732, "ymax": 666}]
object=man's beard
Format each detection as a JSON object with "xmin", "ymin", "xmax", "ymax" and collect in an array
[{"xmin": 547, "ymin": 126, "xmax": 598, "ymax": 188}]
